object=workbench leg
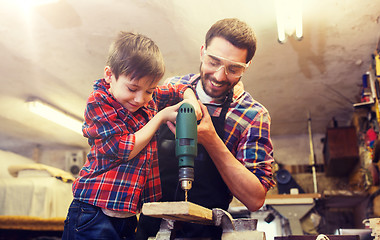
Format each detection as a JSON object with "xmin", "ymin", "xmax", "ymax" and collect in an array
[{"xmin": 270, "ymin": 203, "xmax": 314, "ymax": 235}]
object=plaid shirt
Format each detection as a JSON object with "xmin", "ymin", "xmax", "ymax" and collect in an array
[
  {"xmin": 168, "ymin": 74, "xmax": 276, "ymax": 191},
  {"xmin": 72, "ymin": 79, "xmax": 189, "ymax": 214}
]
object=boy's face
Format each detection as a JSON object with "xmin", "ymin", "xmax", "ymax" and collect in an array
[{"xmin": 104, "ymin": 66, "xmax": 157, "ymax": 113}]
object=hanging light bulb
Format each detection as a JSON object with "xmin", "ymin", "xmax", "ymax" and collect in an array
[{"xmin": 275, "ymin": 0, "xmax": 303, "ymax": 43}]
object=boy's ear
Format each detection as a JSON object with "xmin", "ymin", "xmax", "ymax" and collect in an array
[{"xmin": 104, "ymin": 66, "xmax": 113, "ymax": 83}]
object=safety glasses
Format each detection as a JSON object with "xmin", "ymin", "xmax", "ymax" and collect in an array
[{"xmin": 202, "ymin": 49, "xmax": 250, "ymax": 79}]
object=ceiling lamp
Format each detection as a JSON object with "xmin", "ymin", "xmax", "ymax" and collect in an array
[
  {"xmin": 275, "ymin": 0, "xmax": 303, "ymax": 43},
  {"xmin": 27, "ymin": 98, "xmax": 83, "ymax": 135}
]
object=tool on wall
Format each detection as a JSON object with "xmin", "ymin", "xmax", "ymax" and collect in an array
[
  {"xmin": 308, "ymin": 112, "xmax": 318, "ymax": 193},
  {"xmin": 175, "ymin": 103, "xmax": 197, "ymax": 202}
]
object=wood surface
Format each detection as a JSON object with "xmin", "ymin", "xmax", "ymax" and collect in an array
[
  {"xmin": 266, "ymin": 193, "xmax": 321, "ymax": 199},
  {"xmin": 0, "ymin": 216, "xmax": 64, "ymax": 231},
  {"xmin": 142, "ymin": 201, "xmax": 213, "ymax": 225}
]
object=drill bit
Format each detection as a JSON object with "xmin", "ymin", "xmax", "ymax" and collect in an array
[{"xmin": 185, "ymin": 189, "xmax": 188, "ymax": 202}]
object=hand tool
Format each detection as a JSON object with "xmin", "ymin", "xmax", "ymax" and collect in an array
[{"xmin": 175, "ymin": 102, "xmax": 197, "ymax": 201}]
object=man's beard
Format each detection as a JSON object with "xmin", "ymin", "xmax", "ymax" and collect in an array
[{"xmin": 199, "ymin": 64, "xmax": 238, "ymax": 99}]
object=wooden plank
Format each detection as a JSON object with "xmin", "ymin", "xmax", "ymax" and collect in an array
[
  {"xmin": 266, "ymin": 193, "xmax": 321, "ymax": 199},
  {"xmin": 0, "ymin": 216, "xmax": 64, "ymax": 231},
  {"xmin": 265, "ymin": 193, "xmax": 320, "ymax": 205},
  {"xmin": 142, "ymin": 201, "xmax": 213, "ymax": 225}
]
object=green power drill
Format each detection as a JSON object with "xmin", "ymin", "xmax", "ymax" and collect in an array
[{"xmin": 175, "ymin": 102, "xmax": 197, "ymax": 201}]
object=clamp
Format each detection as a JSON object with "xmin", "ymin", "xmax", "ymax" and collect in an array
[{"xmin": 154, "ymin": 208, "xmax": 265, "ymax": 240}]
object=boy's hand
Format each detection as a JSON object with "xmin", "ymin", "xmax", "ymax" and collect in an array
[
  {"xmin": 165, "ymin": 99, "xmax": 201, "ymax": 135},
  {"xmin": 183, "ymin": 88, "xmax": 202, "ymax": 121},
  {"xmin": 159, "ymin": 101, "xmax": 183, "ymax": 124},
  {"xmin": 167, "ymin": 121, "xmax": 176, "ymax": 134}
]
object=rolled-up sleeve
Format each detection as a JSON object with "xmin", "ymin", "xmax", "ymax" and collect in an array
[
  {"xmin": 154, "ymin": 83, "xmax": 191, "ymax": 110},
  {"xmin": 235, "ymin": 109, "xmax": 276, "ymax": 191}
]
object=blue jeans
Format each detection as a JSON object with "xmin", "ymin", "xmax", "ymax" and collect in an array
[{"xmin": 62, "ymin": 200, "xmax": 137, "ymax": 240}]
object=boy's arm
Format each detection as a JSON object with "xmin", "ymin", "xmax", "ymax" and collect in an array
[
  {"xmin": 128, "ymin": 101, "xmax": 183, "ymax": 160},
  {"xmin": 165, "ymin": 87, "xmax": 202, "ymax": 134},
  {"xmin": 155, "ymin": 84, "xmax": 201, "ymax": 120},
  {"xmin": 85, "ymin": 90, "xmax": 181, "ymax": 163}
]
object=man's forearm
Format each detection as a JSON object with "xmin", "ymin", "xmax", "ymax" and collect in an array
[
  {"xmin": 201, "ymin": 133, "xmax": 266, "ymax": 212},
  {"xmin": 197, "ymin": 102, "xmax": 267, "ymax": 211}
]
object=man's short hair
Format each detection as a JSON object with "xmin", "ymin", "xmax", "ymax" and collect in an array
[{"xmin": 205, "ymin": 18, "xmax": 257, "ymax": 63}]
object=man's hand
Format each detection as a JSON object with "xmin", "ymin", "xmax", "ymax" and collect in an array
[{"xmin": 196, "ymin": 100, "xmax": 218, "ymax": 145}]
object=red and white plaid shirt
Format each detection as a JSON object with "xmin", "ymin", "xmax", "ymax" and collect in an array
[{"xmin": 72, "ymin": 78, "xmax": 189, "ymax": 214}]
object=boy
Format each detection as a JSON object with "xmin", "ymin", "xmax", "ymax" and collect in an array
[{"xmin": 62, "ymin": 31, "xmax": 200, "ymax": 240}]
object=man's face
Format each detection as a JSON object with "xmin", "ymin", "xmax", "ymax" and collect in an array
[{"xmin": 200, "ymin": 37, "xmax": 249, "ymax": 99}]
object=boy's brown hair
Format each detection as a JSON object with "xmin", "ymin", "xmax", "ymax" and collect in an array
[
  {"xmin": 107, "ymin": 31, "xmax": 165, "ymax": 85},
  {"xmin": 205, "ymin": 18, "xmax": 257, "ymax": 64}
]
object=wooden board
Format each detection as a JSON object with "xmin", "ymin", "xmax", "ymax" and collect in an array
[
  {"xmin": 266, "ymin": 193, "xmax": 321, "ymax": 199},
  {"xmin": 265, "ymin": 193, "xmax": 320, "ymax": 205},
  {"xmin": 0, "ymin": 216, "xmax": 64, "ymax": 231},
  {"xmin": 142, "ymin": 201, "xmax": 213, "ymax": 225}
]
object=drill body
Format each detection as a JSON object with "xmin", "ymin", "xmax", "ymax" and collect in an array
[{"xmin": 175, "ymin": 103, "xmax": 197, "ymax": 201}]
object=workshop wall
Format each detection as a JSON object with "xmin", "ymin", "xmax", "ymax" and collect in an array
[{"xmin": 272, "ymin": 133, "xmax": 325, "ymax": 166}]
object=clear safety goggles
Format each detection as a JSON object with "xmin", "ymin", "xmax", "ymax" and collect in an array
[{"xmin": 202, "ymin": 49, "xmax": 250, "ymax": 79}]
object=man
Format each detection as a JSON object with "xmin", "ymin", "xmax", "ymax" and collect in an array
[{"xmin": 136, "ymin": 18, "xmax": 275, "ymax": 239}]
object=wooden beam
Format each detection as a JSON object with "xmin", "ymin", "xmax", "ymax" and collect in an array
[
  {"xmin": 142, "ymin": 201, "xmax": 213, "ymax": 225},
  {"xmin": 266, "ymin": 193, "xmax": 321, "ymax": 199},
  {"xmin": 0, "ymin": 216, "xmax": 64, "ymax": 231}
]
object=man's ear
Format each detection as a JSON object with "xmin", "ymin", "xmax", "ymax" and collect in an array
[{"xmin": 104, "ymin": 66, "xmax": 113, "ymax": 83}]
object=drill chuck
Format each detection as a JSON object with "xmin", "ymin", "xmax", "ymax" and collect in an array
[
  {"xmin": 176, "ymin": 103, "xmax": 197, "ymax": 193},
  {"xmin": 179, "ymin": 167, "xmax": 194, "ymax": 190}
]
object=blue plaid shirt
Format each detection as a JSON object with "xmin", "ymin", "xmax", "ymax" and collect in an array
[{"xmin": 167, "ymin": 74, "xmax": 275, "ymax": 191}]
